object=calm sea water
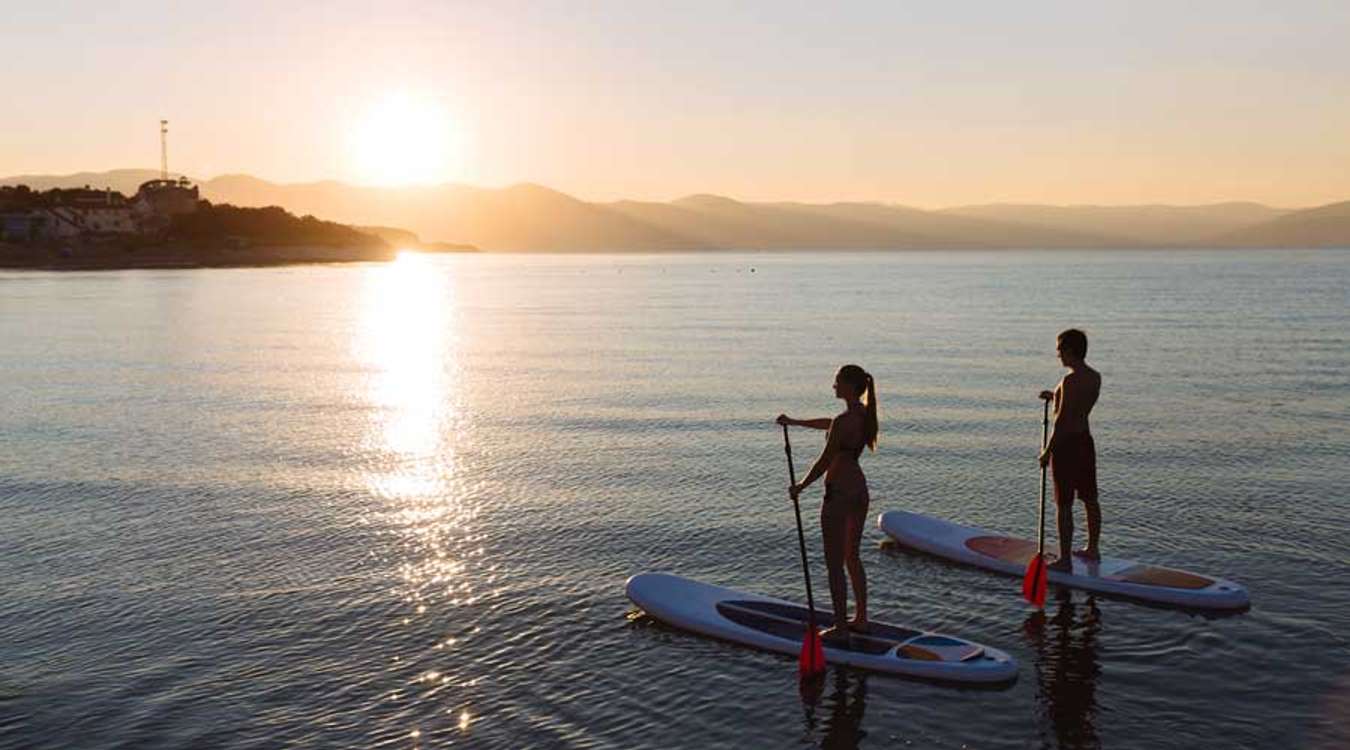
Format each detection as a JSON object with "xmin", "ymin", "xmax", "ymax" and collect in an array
[{"xmin": 1, "ymin": 250, "xmax": 1347, "ymax": 749}]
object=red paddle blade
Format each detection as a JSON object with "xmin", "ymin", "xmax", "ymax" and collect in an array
[
  {"xmin": 1022, "ymin": 554, "xmax": 1048, "ymax": 608},
  {"xmin": 1033, "ymin": 560, "xmax": 1048, "ymax": 608},
  {"xmin": 1021, "ymin": 555, "xmax": 1038, "ymax": 599},
  {"xmin": 798, "ymin": 626, "xmax": 826, "ymax": 678}
]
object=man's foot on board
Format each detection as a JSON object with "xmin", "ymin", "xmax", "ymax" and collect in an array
[
  {"xmin": 1072, "ymin": 547, "xmax": 1101, "ymax": 562},
  {"xmin": 848, "ymin": 619, "xmax": 870, "ymax": 635},
  {"xmin": 819, "ymin": 625, "xmax": 850, "ymax": 644},
  {"xmin": 1047, "ymin": 557, "xmax": 1073, "ymax": 573}
]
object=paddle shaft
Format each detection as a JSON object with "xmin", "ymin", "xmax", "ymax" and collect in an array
[
  {"xmin": 781, "ymin": 425, "xmax": 820, "ymax": 629},
  {"xmin": 1037, "ymin": 397, "xmax": 1051, "ymax": 554}
]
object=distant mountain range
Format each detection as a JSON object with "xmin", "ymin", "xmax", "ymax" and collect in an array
[{"xmin": 4, "ymin": 169, "xmax": 1348, "ymax": 251}]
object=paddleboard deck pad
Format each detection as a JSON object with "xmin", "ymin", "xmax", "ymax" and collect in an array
[
  {"xmin": 877, "ymin": 510, "xmax": 1249, "ymax": 610},
  {"xmin": 625, "ymin": 572, "xmax": 1017, "ymax": 683}
]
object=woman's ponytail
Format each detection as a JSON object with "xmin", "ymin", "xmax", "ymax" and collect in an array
[
  {"xmin": 864, "ymin": 372, "xmax": 879, "ymax": 451},
  {"xmin": 839, "ymin": 363, "xmax": 879, "ymax": 450}
]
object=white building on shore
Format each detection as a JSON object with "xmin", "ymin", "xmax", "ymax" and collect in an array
[
  {"xmin": 0, "ymin": 179, "xmax": 200, "ymax": 243},
  {"xmin": 2, "ymin": 122, "xmax": 202, "ymax": 244},
  {"xmin": 131, "ymin": 177, "xmax": 200, "ymax": 231},
  {"xmin": 37, "ymin": 187, "xmax": 137, "ymax": 238}
]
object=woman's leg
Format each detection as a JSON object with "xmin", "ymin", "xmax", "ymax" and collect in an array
[
  {"xmin": 845, "ymin": 494, "xmax": 869, "ymax": 628},
  {"xmin": 820, "ymin": 495, "xmax": 850, "ymax": 638}
]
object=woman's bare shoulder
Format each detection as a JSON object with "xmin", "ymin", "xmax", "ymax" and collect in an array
[{"xmin": 834, "ymin": 409, "xmax": 864, "ymax": 430}]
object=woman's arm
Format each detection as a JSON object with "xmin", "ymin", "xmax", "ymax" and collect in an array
[
  {"xmin": 794, "ymin": 417, "xmax": 843, "ymax": 494},
  {"xmin": 776, "ymin": 414, "xmax": 832, "ymax": 430}
]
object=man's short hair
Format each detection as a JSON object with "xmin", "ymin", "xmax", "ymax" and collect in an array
[{"xmin": 1058, "ymin": 328, "xmax": 1088, "ymax": 359}]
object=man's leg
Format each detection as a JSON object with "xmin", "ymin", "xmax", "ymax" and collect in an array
[
  {"xmin": 1052, "ymin": 493, "xmax": 1074, "ymax": 571},
  {"xmin": 1074, "ymin": 435, "xmax": 1102, "ymax": 560},
  {"xmin": 1078, "ymin": 496, "xmax": 1101, "ymax": 559},
  {"xmin": 1050, "ymin": 462, "xmax": 1076, "ymax": 570}
]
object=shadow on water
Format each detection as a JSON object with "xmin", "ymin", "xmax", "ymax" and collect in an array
[
  {"xmin": 1023, "ymin": 588, "xmax": 1103, "ymax": 750},
  {"xmin": 801, "ymin": 668, "xmax": 868, "ymax": 749}
]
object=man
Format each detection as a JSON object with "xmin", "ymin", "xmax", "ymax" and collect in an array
[{"xmin": 1039, "ymin": 328, "xmax": 1102, "ymax": 570}]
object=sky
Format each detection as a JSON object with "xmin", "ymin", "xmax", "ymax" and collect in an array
[{"xmin": 3, "ymin": 1, "xmax": 1349, "ymax": 207}]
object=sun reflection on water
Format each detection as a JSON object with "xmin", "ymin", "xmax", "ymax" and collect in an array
[
  {"xmin": 354, "ymin": 252, "xmax": 480, "ymax": 732},
  {"xmin": 357, "ymin": 252, "xmax": 457, "ymax": 478}
]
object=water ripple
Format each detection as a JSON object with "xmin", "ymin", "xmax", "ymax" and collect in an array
[{"xmin": 1, "ymin": 250, "xmax": 1347, "ymax": 749}]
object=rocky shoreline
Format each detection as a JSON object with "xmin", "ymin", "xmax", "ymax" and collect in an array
[{"xmin": 0, "ymin": 240, "xmax": 400, "ymax": 271}]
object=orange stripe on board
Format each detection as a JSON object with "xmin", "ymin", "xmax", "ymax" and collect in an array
[
  {"xmin": 1110, "ymin": 564, "xmax": 1214, "ymax": 589},
  {"xmin": 899, "ymin": 644, "xmax": 941, "ymax": 661},
  {"xmin": 967, "ymin": 535, "xmax": 1040, "ymax": 565}
]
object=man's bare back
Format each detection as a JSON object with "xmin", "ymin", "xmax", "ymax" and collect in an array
[{"xmin": 1050, "ymin": 366, "xmax": 1101, "ymax": 437}]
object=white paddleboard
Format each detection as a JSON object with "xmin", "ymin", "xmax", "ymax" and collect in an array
[
  {"xmin": 625, "ymin": 572, "xmax": 1018, "ymax": 684},
  {"xmin": 877, "ymin": 510, "xmax": 1249, "ymax": 610}
]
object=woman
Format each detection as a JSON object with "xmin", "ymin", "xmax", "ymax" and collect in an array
[{"xmin": 777, "ymin": 365, "xmax": 878, "ymax": 642}]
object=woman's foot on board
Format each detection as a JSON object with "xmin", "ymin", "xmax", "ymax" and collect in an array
[
  {"xmin": 1047, "ymin": 556, "xmax": 1074, "ymax": 573},
  {"xmin": 848, "ymin": 618, "xmax": 870, "ymax": 635},
  {"xmin": 1072, "ymin": 547, "xmax": 1101, "ymax": 562},
  {"xmin": 819, "ymin": 625, "xmax": 851, "ymax": 644}
]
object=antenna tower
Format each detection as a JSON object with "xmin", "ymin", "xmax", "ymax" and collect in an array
[{"xmin": 160, "ymin": 119, "xmax": 169, "ymax": 180}]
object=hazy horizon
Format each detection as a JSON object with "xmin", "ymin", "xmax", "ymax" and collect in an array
[
  {"xmin": 0, "ymin": 166, "xmax": 1322, "ymax": 212},
  {"xmin": 13, "ymin": 166, "xmax": 1345, "ymax": 252},
  {"xmin": 6, "ymin": 2, "xmax": 1349, "ymax": 208}
]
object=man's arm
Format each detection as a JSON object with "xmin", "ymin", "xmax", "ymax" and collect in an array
[{"xmin": 1042, "ymin": 376, "xmax": 1081, "ymax": 461}]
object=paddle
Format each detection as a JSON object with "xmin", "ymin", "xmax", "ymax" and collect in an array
[
  {"xmin": 782, "ymin": 424, "xmax": 827, "ymax": 680},
  {"xmin": 1022, "ymin": 394, "xmax": 1053, "ymax": 608}
]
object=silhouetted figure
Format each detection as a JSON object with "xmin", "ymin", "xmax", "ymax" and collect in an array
[
  {"xmin": 1038, "ymin": 329, "xmax": 1102, "ymax": 571},
  {"xmin": 777, "ymin": 365, "xmax": 879, "ymax": 643},
  {"xmin": 1024, "ymin": 589, "xmax": 1103, "ymax": 749}
]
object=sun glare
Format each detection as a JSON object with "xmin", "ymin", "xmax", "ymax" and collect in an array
[{"xmin": 349, "ymin": 93, "xmax": 459, "ymax": 187}]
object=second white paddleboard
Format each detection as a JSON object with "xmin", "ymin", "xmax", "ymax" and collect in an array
[{"xmin": 878, "ymin": 510, "xmax": 1249, "ymax": 610}]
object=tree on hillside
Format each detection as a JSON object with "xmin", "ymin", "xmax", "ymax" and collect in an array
[{"xmin": 169, "ymin": 202, "xmax": 386, "ymax": 247}]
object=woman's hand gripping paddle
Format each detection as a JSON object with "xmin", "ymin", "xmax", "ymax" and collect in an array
[
  {"xmin": 1022, "ymin": 395, "xmax": 1053, "ymax": 608},
  {"xmin": 782, "ymin": 424, "xmax": 827, "ymax": 681}
]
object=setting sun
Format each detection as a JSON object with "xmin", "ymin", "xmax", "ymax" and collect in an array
[{"xmin": 348, "ymin": 92, "xmax": 459, "ymax": 187}]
